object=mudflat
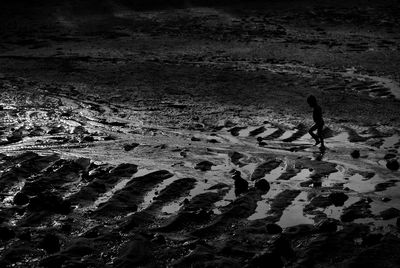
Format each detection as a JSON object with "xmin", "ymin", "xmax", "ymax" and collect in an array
[{"xmin": 0, "ymin": 1, "xmax": 400, "ymax": 267}]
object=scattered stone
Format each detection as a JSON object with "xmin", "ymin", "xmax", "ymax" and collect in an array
[
  {"xmin": 13, "ymin": 192, "xmax": 29, "ymax": 206},
  {"xmin": 229, "ymin": 126, "xmax": 247, "ymax": 136},
  {"xmin": 39, "ymin": 234, "xmax": 60, "ymax": 254},
  {"xmin": 71, "ymin": 125, "xmax": 86, "ymax": 135},
  {"xmin": 386, "ymin": 159, "xmax": 399, "ymax": 171},
  {"xmin": 195, "ymin": 161, "xmax": 214, "ymax": 171},
  {"xmin": 266, "ymin": 223, "xmax": 282, "ymax": 234},
  {"xmin": 123, "ymin": 143, "xmax": 139, "ymax": 151},
  {"xmin": 229, "ymin": 151, "xmax": 244, "ymax": 166},
  {"xmin": 351, "ymin": 150, "xmax": 360, "ymax": 159},
  {"xmin": 255, "ymin": 179, "xmax": 270, "ymax": 192}
]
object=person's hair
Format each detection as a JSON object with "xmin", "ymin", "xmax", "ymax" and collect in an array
[{"xmin": 307, "ymin": 95, "xmax": 317, "ymax": 106}]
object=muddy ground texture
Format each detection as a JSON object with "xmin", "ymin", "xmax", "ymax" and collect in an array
[{"xmin": 1, "ymin": 1, "xmax": 400, "ymax": 267}]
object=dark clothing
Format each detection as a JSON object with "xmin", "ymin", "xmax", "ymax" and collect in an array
[
  {"xmin": 309, "ymin": 123, "xmax": 324, "ymax": 142},
  {"xmin": 313, "ymin": 105, "xmax": 324, "ymax": 125}
]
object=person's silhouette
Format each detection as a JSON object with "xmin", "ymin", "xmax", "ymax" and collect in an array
[{"xmin": 307, "ymin": 95, "xmax": 325, "ymax": 150}]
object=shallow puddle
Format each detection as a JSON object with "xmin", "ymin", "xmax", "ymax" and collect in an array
[
  {"xmin": 322, "ymin": 166, "xmax": 346, "ymax": 187},
  {"xmin": 323, "ymin": 196, "xmax": 360, "ymax": 220},
  {"xmin": 247, "ymin": 199, "xmax": 271, "ymax": 220},
  {"xmin": 137, "ymin": 174, "xmax": 180, "ymax": 211},
  {"xmin": 277, "ymin": 191, "xmax": 314, "ymax": 228},
  {"xmin": 344, "ymin": 173, "xmax": 376, "ymax": 193},
  {"xmin": 278, "ymin": 130, "xmax": 297, "ymax": 141},
  {"xmin": 381, "ymin": 134, "xmax": 400, "ymax": 149}
]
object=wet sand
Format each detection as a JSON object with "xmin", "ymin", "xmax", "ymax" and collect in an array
[{"xmin": 0, "ymin": 1, "xmax": 400, "ymax": 267}]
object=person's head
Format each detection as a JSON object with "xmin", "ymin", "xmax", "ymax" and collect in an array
[{"xmin": 307, "ymin": 95, "xmax": 317, "ymax": 107}]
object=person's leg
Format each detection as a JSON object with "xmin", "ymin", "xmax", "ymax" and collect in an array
[
  {"xmin": 317, "ymin": 124, "xmax": 325, "ymax": 148},
  {"xmin": 309, "ymin": 124, "xmax": 320, "ymax": 145}
]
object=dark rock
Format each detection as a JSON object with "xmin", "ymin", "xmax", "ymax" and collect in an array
[
  {"xmin": 386, "ymin": 159, "xmax": 399, "ymax": 171},
  {"xmin": 123, "ymin": 143, "xmax": 139, "ymax": 151},
  {"xmin": 329, "ymin": 192, "xmax": 348, "ymax": 206},
  {"xmin": 191, "ymin": 137, "xmax": 201, "ymax": 141},
  {"xmin": 266, "ymin": 223, "xmax": 282, "ymax": 234},
  {"xmin": 381, "ymin": 197, "xmax": 392, "ymax": 202},
  {"xmin": 255, "ymin": 179, "xmax": 270, "ymax": 192},
  {"xmin": 13, "ymin": 192, "xmax": 29, "ymax": 206},
  {"xmin": 397, "ymin": 217, "xmax": 400, "ymax": 228},
  {"xmin": 104, "ymin": 135, "xmax": 116, "ymax": 141},
  {"xmin": 380, "ymin": 207, "xmax": 400, "ymax": 220},
  {"xmin": 232, "ymin": 171, "xmax": 248, "ymax": 195},
  {"xmin": 82, "ymin": 135, "xmax": 95, "ymax": 142},
  {"xmin": 195, "ymin": 161, "xmax": 214, "ymax": 171},
  {"xmin": 229, "ymin": 151, "xmax": 244, "ymax": 166},
  {"xmin": 39, "ymin": 234, "xmax": 60, "ymax": 254},
  {"xmin": 351, "ymin": 150, "xmax": 360, "ymax": 159},
  {"xmin": 0, "ymin": 226, "xmax": 15, "ymax": 241},
  {"xmin": 315, "ymin": 218, "xmax": 338, "ymax": 233},
  {"xmin": 229, "ymin": 126, "xmax": 247, "ymax": 136},
  {"xmin": 384, "ymin": 153, "xmax": 397, "ymax": 160}
]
